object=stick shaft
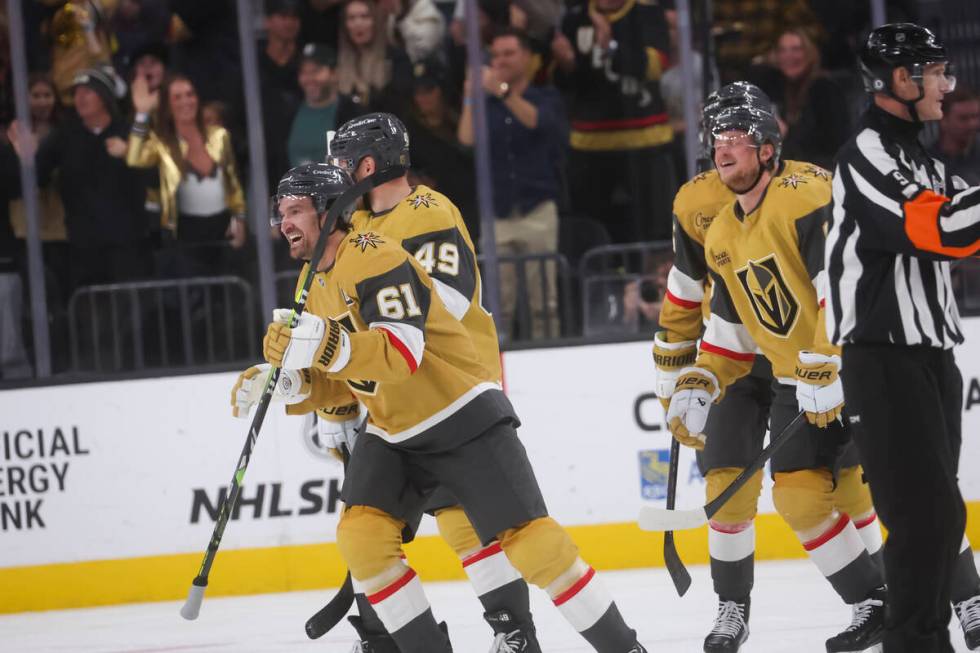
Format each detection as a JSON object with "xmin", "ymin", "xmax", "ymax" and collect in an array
[
  {"xmin": 186, "ymin": 168, "xmax": 403, "ymax": 591},
  {"xmin": 703, "ymin": 411, "xmax": 806, "ymax": 520}
]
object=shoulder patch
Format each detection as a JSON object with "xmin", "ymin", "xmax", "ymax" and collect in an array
[
  {"xmin": 408, "ymin": 192, "xmax": 438, "ymax": 210},
  {"xmin": 778, "ymin": 173, "xmax": 808, "ymax": 189},
  {"xmin": 350, "ymin": 232, "xmax": 385, "ymax": 252},
  {"xmin": 802, "ymin": 164, "xmax": 831, "ymax": 181}
]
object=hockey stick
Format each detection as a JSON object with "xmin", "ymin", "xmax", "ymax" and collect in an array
[
  {"xmin": 305, "ymin": 442, "xmax": 356, "ymax": 639},
  {"xmin": 306, "ymin": 572, "xmax": 355, "ymax": 638},
  {"xmin": 180, "ymin": 167, "xmax": 403, "ymax": 621},
  {"xmin": 638, "ymin": 411, "xmax": 807, "ymax": 532},
  {"xmin": 662, "ymin": 438, "xmax": 692, "ymax": 596}
]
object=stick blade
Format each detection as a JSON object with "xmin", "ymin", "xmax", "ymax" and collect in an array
[
  {"xmin": 305, "ymin": 573, "xmax": 355, "ymax": 639},
  {"xmin": 180, "ymin": 583, "xmax": 206, "ymax": 620},
  {"xmin": 663, "ymin": 532, "xmax": 692, "ymax": 596},
  {"xmin": 638, "ymin": 504, "xmax": 708, "ymax": 532}
]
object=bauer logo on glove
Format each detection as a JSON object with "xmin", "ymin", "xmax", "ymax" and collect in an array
[
  {"xmin": 794, "ymin": 351, "xmax": 844, "ymax": 429},
  {"xmin": 665, "ymin": 367, "xmax": 720, "ymax": 451}
]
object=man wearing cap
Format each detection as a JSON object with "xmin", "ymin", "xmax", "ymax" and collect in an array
[
  {"xmin": 260, "ymin": 0, "xmax": 303, "ymax": 101},
  {"xmin": 404, "ymin": 56, "xmax": 477, "ymax": 233},
  {"xmin": 3, "ymin": 66, "xmax": 147, "ymax": 290},
  {"xmin": 260, "ymin": 0, "xmax": 303, "ymax": 185},
  {"xmin": 127, "ymin": 41, "xmax": 169, "ymax": 98},
  {"xmin": 288, "ymin": 43, "xmax": 342, "ymax": 167}
]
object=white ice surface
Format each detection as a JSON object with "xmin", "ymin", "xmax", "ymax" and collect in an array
[{"xmin": 1, "ymin": 559, "xmax": 974, "ymax": 653}]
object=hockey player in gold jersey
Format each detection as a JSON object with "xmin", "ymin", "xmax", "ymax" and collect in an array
[
  {"xmin": 329, "ymin": 112, "xmax": 537, "ymax": 651},
  {"xmin": 663, "ymin": 101, "xmax": 887, "ymax": 653},
  {"xmin": 240, "ymin": 162, "xmax": 648, "ymax": 653}
]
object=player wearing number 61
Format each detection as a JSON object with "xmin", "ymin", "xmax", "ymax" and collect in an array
[{"xmin": 255, "ymin": 161, "xmax": 650, "ymax": 653}]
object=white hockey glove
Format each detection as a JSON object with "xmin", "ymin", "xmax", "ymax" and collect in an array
[
  {"xmin": 652, "ymin": 331, "xmax": 698, "ymax": 408},
  {"xmin": 263, "ymin": 308, "xmax": 351, "ymax": 372},
  {"xmin": 231, "ymin": 363, "xmax": 311, "ymax": 418},
  {"xmin": 302, "ymin": 413, "xmax": 363, "ymax": 462},
  {"xmin": 665, "ymin": 367, "xmax": 720, "ymax": 450},
  {"xmin": 794, "ymin": 351, "xmax": 844, "ymax": 429}
]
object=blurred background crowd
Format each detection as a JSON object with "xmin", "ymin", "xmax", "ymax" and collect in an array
[{"xmin": 0, "ymin": 0, "xmax": 978, "ymax": 382}]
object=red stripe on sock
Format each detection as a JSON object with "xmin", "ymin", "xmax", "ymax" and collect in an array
[
  {"xmin": 854, "ymin": 513, "xmax": 878, "ymax": 530},
  {"xmin": 366, "ymin": 569, "xmax": 417, "ymax": 604},
  {"xmin": 803, "ymin": 514, "xmax": 851, "ymax": 551},
  {"xmin": 553, "ymin": 567, "xmax": 596, "ymax": 606},
  {"xmin": 462, "ymin": 542, "xmax": 503, "ymax": 568},
  {"xmin": 709, "ymin": 521, "xmax": 751, "ymax": 535}
]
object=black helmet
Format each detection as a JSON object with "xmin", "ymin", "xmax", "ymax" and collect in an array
[
  {"xmin": 271, "ymin": 162, "xmax": 354, "ymax": 227},
  {"xmin": 328, "ymin": 112, "xmax": 411, "ymax": 174},
  {"xmin": 704, "ymin": 82, "xmax": 772, "ymax": 124},
  {"xmin": 701, "ymin": 82, "xmax": 772, "ymax": 159},
  {"xmin": 860, "ymin": 23, "xmax": 950, "ymax": 94},
  {"xmin": 710, "ymin": 104, "xmax": 782, "ymax": 169}
]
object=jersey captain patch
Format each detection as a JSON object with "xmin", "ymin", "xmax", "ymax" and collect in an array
[
  {"xmin": 350, "ymin": 232, "xmax": 385, "ymax": 252},
  {"xmin": 735, "ymin": 255, "xmax": 800, "ymax": 337},
  {"xmin": 408, "ymin": 192, "xmax": 438, "ymax": 209}
]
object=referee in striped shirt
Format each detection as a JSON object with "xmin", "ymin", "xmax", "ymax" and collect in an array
[{"xmin": 826, "ymin": 23, "xmax": 980, "ymax": 652}]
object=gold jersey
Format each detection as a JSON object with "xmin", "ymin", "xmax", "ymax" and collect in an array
[
  {"xmin": 661, "ymin": 161, "xmax": 813, "ymax": 343},
  {"xmin": 695, "ymin": 162, "xmax": 838, "ymax": 391},
  {"xmin": 286, "ymin": 231, "xmax": 513, "ymax": 450},
  {"xmin": 351, "ymin": 185, "xmax": 501, "ymax": 382}
]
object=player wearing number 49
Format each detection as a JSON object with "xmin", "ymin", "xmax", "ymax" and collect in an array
[
  {"xmin": 255, "ymin": 161, "xmax": 648, "ymax": 653},
  {"xmin": 327, "ymin": 111, "xmax": 542, "ymax": 651}
]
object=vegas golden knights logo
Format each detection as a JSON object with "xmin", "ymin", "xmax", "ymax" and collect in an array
[{"xmin": 735, "ymin": 255, "xmax": 799, "ymax": 337}]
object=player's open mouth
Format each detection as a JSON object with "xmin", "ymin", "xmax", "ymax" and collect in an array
[{"xmin": 289, "ymin": 233, "xmax": 303, "ymax": 245}]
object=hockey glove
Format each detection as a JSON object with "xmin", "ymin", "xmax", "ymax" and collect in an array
[
  {"xmin": 794, "ymin": 351, "xmax": 844, "ymax": 428},
  {"xmin": 653, "ymin": 331, "xmax": 698, "ymax": 409},
  {"xmin": 263, "ymin": 308, "xmax": 351, "ymax": 372},
  {"xmin": 303, "ymin": 412, "xmax": 363, "ymax": 462},
  {"xmin": 665, "ymin": 367, "xmax": 719, "ymax": 450},
  {"xmin": 231, "ymin": 363, "xmax": 312, "ymax": 418}
]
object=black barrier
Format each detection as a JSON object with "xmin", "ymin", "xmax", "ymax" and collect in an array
[{"xmin": 67, "ymin": 277, "xmax": 258, "ymax": 373}]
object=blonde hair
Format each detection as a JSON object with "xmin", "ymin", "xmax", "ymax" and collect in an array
[
  {"xmin": 336, "ymin": 0, "xmax": 390, "ymax": 101},
  {"xmin": 777, "ymin": 27, "xmax": 823, "ymax": 124}
]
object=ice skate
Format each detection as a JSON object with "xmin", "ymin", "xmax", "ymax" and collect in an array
[{"xmin": 703, "ymin": 597, "xmax": 749, "ymax": 652}]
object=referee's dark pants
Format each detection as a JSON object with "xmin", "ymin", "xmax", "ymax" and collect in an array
[{"xmin": 842, "ymin": 344, "xmax": 966, "ymax": 653}]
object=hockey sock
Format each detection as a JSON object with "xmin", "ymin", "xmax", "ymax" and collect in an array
[
  {"xmin": 852, "ymin": 510, "xmax": 885, "ymax": 576},
  {"xmin": 548, "ymin": 558, "xmax": 638, "ymax": 652},
  {"xmin": 951, "ymin": 537, "xmax": 980, "ymax": 603},
  {"xmin": 461, "ymin": 541, "xmax": 532, "ymax": 619},
  {"xmin": 708, "ymin": 520, "xmax": 755, "ymax": 601},
  {"xmin": 361, "ymin": 562, "xmax": 451, "ymax": 653},
  {"xmin": 800, "ymin": 513, "xmax": 884, "ymax": 604},
  {"xmin": 352, "ymin": 589, "xmax": 388, "ymax": 634}
]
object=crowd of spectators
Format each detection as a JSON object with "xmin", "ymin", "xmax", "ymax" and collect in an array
[{"xmin": 0, "ymin": 0, "xmax": 977, "ymax": 377}]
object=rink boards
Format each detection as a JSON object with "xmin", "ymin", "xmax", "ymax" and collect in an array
[{"xmin": 2, "ymin": 318, "xmax": 979, "ymax": 613}]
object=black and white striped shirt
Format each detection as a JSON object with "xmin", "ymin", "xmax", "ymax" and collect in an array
[{"xmin": 826, "ymin": 106, "xmax": 980, "ymax": 349}]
